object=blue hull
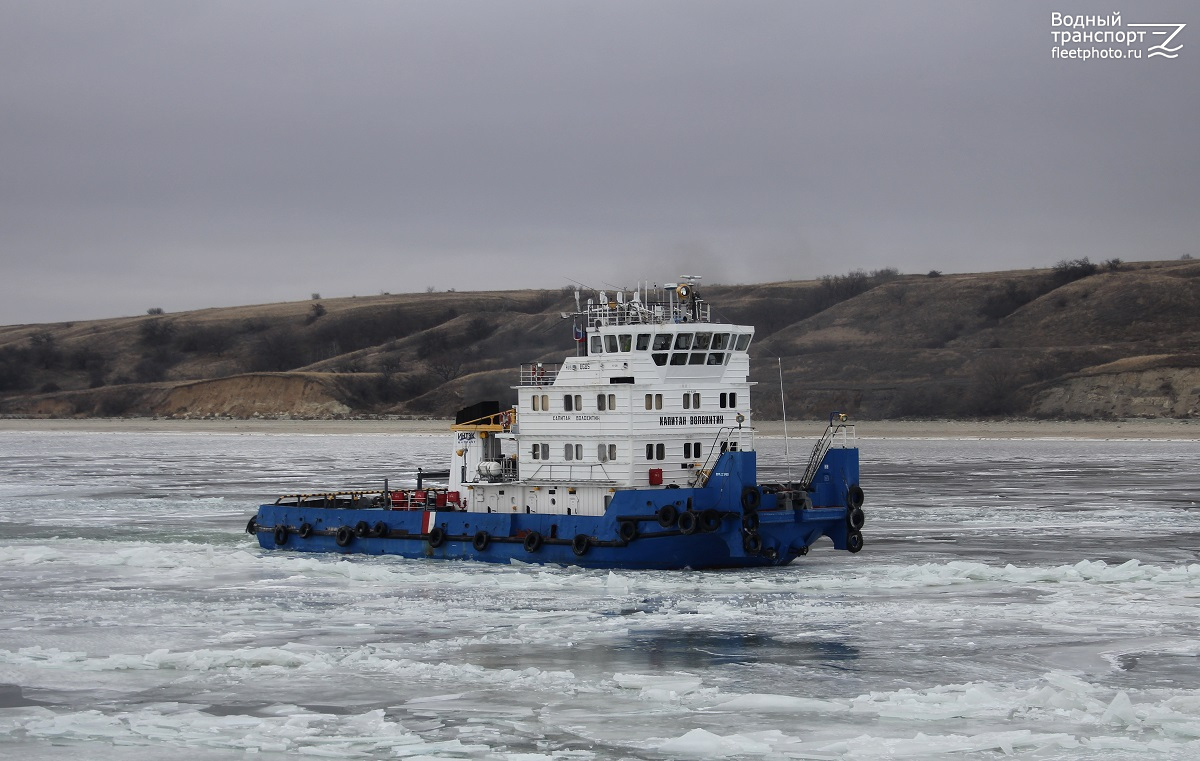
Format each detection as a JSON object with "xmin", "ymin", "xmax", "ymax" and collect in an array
[{"xmin": 250, "ymin": 451, "xmax": 863, "ymax": 570}]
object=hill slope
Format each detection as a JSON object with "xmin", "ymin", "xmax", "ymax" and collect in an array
[{"xmin": 2, "ymin": 260, "xmax": 1198, "ymax": 420}]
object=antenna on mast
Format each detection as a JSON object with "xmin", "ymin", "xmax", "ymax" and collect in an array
[{"xmin": 779, "ymin": 357, "xmax": 792, "ymax": 482}]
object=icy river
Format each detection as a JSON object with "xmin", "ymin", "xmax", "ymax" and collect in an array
[{"xmin": 1, "ymin": 430, "xmax": 1198, "ymax": 760}]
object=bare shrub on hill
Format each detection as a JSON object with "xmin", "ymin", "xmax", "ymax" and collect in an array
[
  {"xmin": 175, "ymin": 324, "xmax": 235, "ymax": 356},
  {"xmin": 523, "ymin": 290, "xmax": 560, "ymax": 314},
  {"xmin": 428, "ymin": 352, "xmax": 468, "ymax": 383},
  {"xmin": 138, "ymin": 318, "xmax": 177, "ymax": 347},
  {"xmin": 311, "ymin": 305, "xmax": 456, "ymax": 355},
  {"xmin": 980, "ymin": 280, "xmax": 1037, "ymax": 321},
  {"xmin": 246, "ymin": 328, "xmax": 309, "ymax": 372},
  {"xmin": 959, "ymin": 354, "xmax": 1026, "ymax": 416},
  {"xmin": 0, "ymin": 347, "xmax": 31, "ymax": 391},
  {"xmin": 304, "ymin": 302, "xmax": 327, "ymax": 325},
  {"xmin": 888, "ymin": 382, "xmax": 960, "ymax": 417},
  {"xmin": 69, "ymin": 347, "xmax": 109, "ymax": 388},
  {"xmin": 29, "ymin": 332, "xmax": 62, "ymax": 369},
  {"xmin": 134, "ymin": 347, "xmax": 179, "ymax": 382},
  {"xmin": 462, "ymin": 372, "xmax": 518, "ymax": 410},
  {"xmin": 1050, "ymin": 257, "xmax": 1099, "ymax": 287}
]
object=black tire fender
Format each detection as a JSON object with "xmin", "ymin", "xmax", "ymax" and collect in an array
[
  {"xmin": 618, "ymin": 520, "xmax": 639, "ymax": 542},
  {"xmin": 657, "ymin": 504, "xmax": 678, "ymax": 528},
  {"xmin": 677, "ymin": 511, "xmax": 698, "ymax": 536},
  {"xmin": 848, "ymin": 507, "xmax": 866, "ymax": 530},
  {"xmin": 246, "ymin": 517, "xmax": 258, "ymax": 535},
  {"xmin": 273, "ymin": 525, "xmax": 288, "ymax": 546},
  {"xmin": 847, "ymin": 529, "xmax": 864, "ymax": 554},
  {"xmin": 741, "ymin": 512, "xmax": 759, "ymax": 532},
  {"xmin": 743, "ymin": 531, "xmax": 763, "ymax": 554},
  {"xmin": 741, "ymin": 486, "xmax": 761, "ymax": 511},
  {"xmin": 335, "ymin": 526, "xmax": 353, "ymax": 547},
  {"xmin": 298, "ymin": 522, "xmax": 313, "ymax": 539},
  {"xmin": 571, "ymin": 534, "xmax": 591, "ymax": 556},
  {"xmin": 473, "ymin": 531, "xmax": 490, "ymax": 551},
  {"xmin": 354, "ymin": 520, "xmax": 371, "ymax": 538},
  {"xmin": 372, "ymin": 521, "xmax": 389, "ymax": 538},
  {"xmin": 847, "ymin": 484, "xmax": 865, "ymax": 509},
  {"xmin": 523, "ymin": 531, "xmax": 543, "ymax": 552},
  {"xmin": 699, "ymin": 509, "xmax": 722, "ymax": 533},
  {"xmin": 428, "ymin": 526, "xmax": 446, "ymax": 548}
]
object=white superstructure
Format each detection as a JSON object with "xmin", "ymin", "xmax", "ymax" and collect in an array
[{"xmin": 449, "ymin": 278, "xmax": 754, "ymax": 516}]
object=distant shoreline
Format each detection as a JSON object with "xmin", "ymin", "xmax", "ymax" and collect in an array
[{"xmin": 1, "ymin": 417, "xmax": 1196, "ymax": 440}]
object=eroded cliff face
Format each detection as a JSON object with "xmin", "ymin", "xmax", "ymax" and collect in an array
[
  {"xmin": 153, "ymin": 374, "xmax": 351, "ymax": 418},
  {"xmin": 1031, "ymin": 363, "xmax": 1200, "ymax": 419},
  {"xmin": 2, "ymin": 373, "xmax": 352, "ymax": 419}
]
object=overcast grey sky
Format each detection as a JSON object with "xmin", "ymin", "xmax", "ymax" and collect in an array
[{"xmin": 2, "ymin": 1, "xmax": 1197, "ymax": 325}]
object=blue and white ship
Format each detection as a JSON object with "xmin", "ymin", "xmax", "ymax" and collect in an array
[{"xmin": 248, "ymin": 278, "xmax": 866, "ymax": 569}]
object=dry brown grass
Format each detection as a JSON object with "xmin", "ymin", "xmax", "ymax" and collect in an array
[{"xmin": 2, "ymin": 263, "xmax": 1197, "ymax": 420}]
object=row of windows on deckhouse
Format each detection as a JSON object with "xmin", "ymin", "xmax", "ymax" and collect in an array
[
  {"xmin": 530, "ymin": 392, "xmax": 738, "ymax": 412},
  {"xmin": 590, "ymin": 331, "xmax": 752, "ymax": 367},
  {"xmin": 528, "ymin": 441, "xmax": 738, "ymax": 462}
]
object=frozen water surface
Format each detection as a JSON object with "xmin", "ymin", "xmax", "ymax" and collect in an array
[{"xmin": 1, "ymin": 430, "xmax": 1198, "ymax": 759}]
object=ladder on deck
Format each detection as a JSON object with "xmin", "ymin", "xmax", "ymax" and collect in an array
[{"xmin": 800, "ymin": 413, "xmax": 850, "ymax": 489}]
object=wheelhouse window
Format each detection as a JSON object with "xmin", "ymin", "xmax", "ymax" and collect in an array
[
  {"xmin": 674, "ymin": 333, "xmax": 693, "ymax": 350},
  {"xmin": 652, "ymin": 334, "xmax": 672, "ymax": 351},
  {"xmin": 636, "ymin": 334, "xmax": 651, "ymax": 350},
  {"xmin": 605, "ymin": 335, "xmax": 618, "ymax": 353},
  {"xmin": 706, "ymin": 353, "xmax": 725, "ymax": 365},
  {"xmin": 618, "ymin": 334, "xmax": 632, "ymax": 352},
  {"xmin": 693, "ymin": 333, "xmax": 712, "ymax": 350},
  {"xmin": 590, "ymin": 335, "xmax": 603, "ymax": 354},
  {"xmin": 652, "ymin": 353, "xmax": 668, "ymax": 366},
  {"xmin": 669, "ymin": 353, "xmax": 688, "ymax": 365},
  {"xmin": 735, "ymin": 333, "xmax": 752, "ymax": 351},
  {"xmin": 688, "ymin": 353, "xmax": 706, "ymax": 365}
]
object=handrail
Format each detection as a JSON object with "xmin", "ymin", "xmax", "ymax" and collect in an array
[
  {"xmin": 520, "ymin": 364, "xmax": 560, "ymax": 386},
  {"xmin": 801, "ymin": 414, "xmax": 855, "ymax": 489}
]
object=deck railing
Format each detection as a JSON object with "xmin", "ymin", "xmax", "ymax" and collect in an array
[{"xmin": 520, "ymin": 363, "xmax": 560, "ymax": 386}]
